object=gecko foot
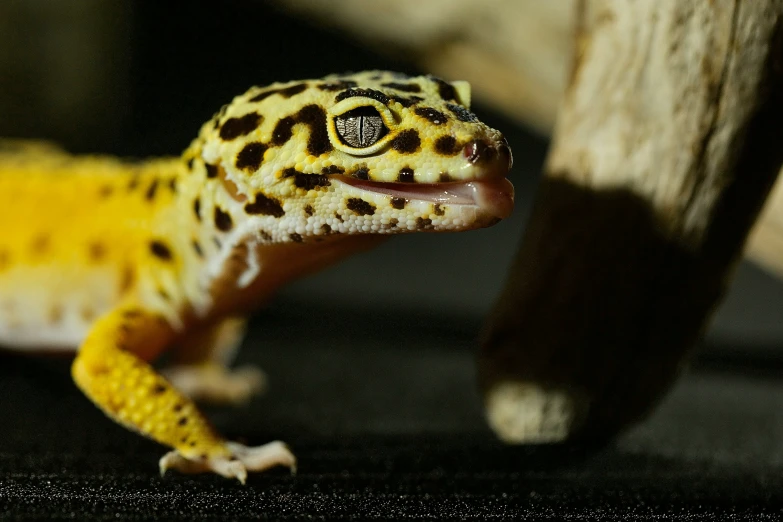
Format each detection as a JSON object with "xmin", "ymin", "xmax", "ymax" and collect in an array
[
  {"xmin": 159, "ymin": 441, "xmax": 297, "ymax": 484},
  {"xmin": 163, "ymin": 364, "xmax": 267, "ymax": 405}
]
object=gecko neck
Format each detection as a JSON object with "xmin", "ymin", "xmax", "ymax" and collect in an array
[{"xmin": 203, "ymin": 233, "xmax": 389, "ymax": 318}]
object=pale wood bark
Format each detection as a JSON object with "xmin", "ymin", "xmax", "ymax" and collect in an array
[
  {"xmin": 479, "ymin": 0, "xmax": 783, "ymax": 443},
  {"xmin": 746, "ymin": 177, "xmax": 783, "ymax": 279}
]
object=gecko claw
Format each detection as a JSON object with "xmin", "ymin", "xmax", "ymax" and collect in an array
[{"xmin": 158, "ymin": 441, "xmax": 296, "ymax": 483}]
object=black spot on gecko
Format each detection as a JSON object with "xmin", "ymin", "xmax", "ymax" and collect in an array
[
  {"xmin": 433, "ymin": 204, "xmax": 445, "ymax": 216},
  {"xmin": 417, "ymin": 217, "xmax": 433, "ymax": 229},
  {"xmin": 249, "ymin": 83, "xmax": 308, "ymax": 102},
  {"xmin": 282, "ymin": 167, "xmax": 331, "ymax": 191},
  {"xmin": 346, "ymin": 198, "xmax": 376, "ymax": 216},
  {"xmin": 259, "ymin": 230, "xmax": 273, "ymax": 241},
  {"xmin": 127, "ymin": 174, "xmax": 141, "ymax": 191},
  {"xmin": 192, "ymin": 239, "xmax": 204, "ymax": 258},
  {"xmin": 219, "ymin": 112, "xmax": 262, "ymax": 141},
  {"xmin": 391, "ymin": 197, "xmax": 406, "ymax": 209},
  {"xmin": 236, "ymin": 142, "xmax": 268, "ymax": 171},
  {"xmin": 193, "ymin": 198, "xmax": 201, "ymax": 221},
  {"xmin": 334, "ymin": 212, "xmax": 344, "ymax": 222},
  {"xmin": 322, "ymin": 165, "xmax": 344, "ymax": 175},
  {"xmin": 335, "ymin": 88, "xmax": 390, "ymax": 105},
  {"xmin": 428, "ymin": 76, "xmax": 457, "ymax": 102},
  {"xmin": 414, "ymin": 107, "xmax": 448, "ymax": 125},
  {"xmin": 439, "ymin": 172, "xmax": 452, "ymax": 182},
  {"xmin": 205, "ymin": 163, "xmax": 219, "ymax": 179},
  {"xmin": 318, "ymin": 80, "xmax": 357, "ymax": 91},
  {"xmin": 280, "ymin": 83, "xmax": 308, "ymax": 97},
  {"xmin": 321, "ymin": 224, "xmax": 332, "ymax": 234},
  {"xmin": 352, "ymin": 167, "xmax": 370, "ymax": 180},
  {"xmin": 304, "ymin": 205, "xmax": 314, "ymax": 216},
  {"xmin": 167, "ymin": 178, "xmax": 177, "ymax": 193},
  {"xmin": 295, "ymin": 105, "xmax": 332, "ymax": 156},
  {"xmin": 390, "ymin": 95, "xmax": 424, "ymax": 108},
  {"xmin": 120, "ymin": 266, "xmax": 135, "ymax": 293},
  {"xmin": 31, "ymin": 235, "xmax": 50, "ymax": 255},
  {"xmin": 88, "ymin": 242, "xmax": 107, "ymax": 262},
  {"xmin": 270, "ymin": 116, "xmax": 295, "ymax": 146},
  {"xmin": 398, "ymin": 167, "xmax": 414, "ymax": 182},
  {"xmin": 98, "ymin": 185, "xmax": 113, "ymax": 198},
  {"xmin": 214, "ymin": 207, "xmax": 233, "ymax": 232},
  {"xmin": 186, "ymin": 158, "xmax": 194, "ymax": 170},
  {"xmin": 244, "ymin": 192, "xmax": 285, "ymax": 217},
  {"xmin": 177, "ymin": 417, "xmax": 188, "ymax": 426},
  {"xmin": 382, "ymin": 82, "xmax": 422, "ymax": 93},
  {"xmin": 391, "ymin": 130, "xmax": 421, "ymax": 154},
  {"xmin": 158, "ymin": 288, "xmax": 171, "ymax": 301},
  {"xmin": 434, "ymin": 136, "xmax": 460, "ymax": 156},
  {"xmin": 289, "ymin": 233, "xmax": 303, "ymax": 243},
  {"xmin": 149, "ymin": 240, "xmax": 173, "ymax": 261},
  {"xmin": 152, "ymin": 384, "xmax": 166, "ymax": 395},
  {"xmin": 145, "ymin": 179, "xmax": 159, "ymax": 201},
  {"xmin": 389, "ymin": 218, "xmax": 398, "ymax": 228},
  {"xmin": 446, "ymin": 103, "xmax": 478, "ymax": 122}
]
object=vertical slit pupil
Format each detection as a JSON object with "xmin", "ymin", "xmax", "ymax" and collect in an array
[{"xmin": 335, "ymin": 106, "xmax": 388, "ymax": 148}]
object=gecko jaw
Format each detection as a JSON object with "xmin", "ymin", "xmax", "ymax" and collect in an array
[{"xmin": 332, "ymin": 176, "xmax": 515, "ymax": 219}]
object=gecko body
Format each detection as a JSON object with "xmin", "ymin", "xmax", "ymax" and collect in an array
[{"xmin": 0, "ymin": 71, "xmax": 514, "ymax": 482}]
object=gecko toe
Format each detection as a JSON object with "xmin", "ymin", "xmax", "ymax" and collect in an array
[{"xmin": 158, "ymin": 441, "xmax": 295, "ymax": 483}]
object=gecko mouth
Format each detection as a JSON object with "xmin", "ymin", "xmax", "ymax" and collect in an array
[{"xmin": 333, "ymin": 176, "xmax": 515, "ymax": 219}]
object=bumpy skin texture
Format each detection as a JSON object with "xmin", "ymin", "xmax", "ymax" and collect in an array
[{"xmin": 0, "ymin": 71, "xmax": 513, "ymax": 482}]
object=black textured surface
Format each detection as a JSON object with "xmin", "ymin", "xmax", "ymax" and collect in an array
[{"xmin": 3, "ymin": 300, "xmax": 783, "ymax": 520}]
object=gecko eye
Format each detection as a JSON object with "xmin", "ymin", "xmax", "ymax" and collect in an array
[{"xmin": 334, "ymin": 106, "xmax": 389, "ymax": 148}]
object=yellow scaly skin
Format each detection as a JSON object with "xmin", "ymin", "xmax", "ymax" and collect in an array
[{"xmin": 0, "ymin": 71, "xmax": 514, "ymax": 482}]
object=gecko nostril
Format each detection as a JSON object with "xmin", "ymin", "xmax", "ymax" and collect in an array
[{"xmin": 464, "ymin": 139, "xmax": 497, "ymax": 165}]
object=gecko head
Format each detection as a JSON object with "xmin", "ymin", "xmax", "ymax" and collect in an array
[{"xmin": 193, "ymin": 71, "xmax": 513, "ymax": 243}]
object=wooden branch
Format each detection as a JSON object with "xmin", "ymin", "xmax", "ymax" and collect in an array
[
  {"xmin": 479, "ymin": 0, "xmax": 783, "ymax": 443},
  {"xmin": 746, "ymin": 176, "xmax": 783, "ymax": 279}
]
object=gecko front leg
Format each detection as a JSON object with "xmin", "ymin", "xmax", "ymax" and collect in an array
[
  {"xmin": 71, "ymin": 303, "xmax": 295, "ymax": 482},
  {"xmin": 164, "ymin": 317, "xmax": 267, "ymax": 405}
]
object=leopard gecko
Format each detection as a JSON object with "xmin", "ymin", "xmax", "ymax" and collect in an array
[{"xmin": 0, "ymin": 71, "xmax": 514, "ymax": 483}]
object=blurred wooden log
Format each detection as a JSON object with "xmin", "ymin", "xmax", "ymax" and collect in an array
[{"xmin": 479, "ymin": 0, "xmax": 783, "ymax": 443}]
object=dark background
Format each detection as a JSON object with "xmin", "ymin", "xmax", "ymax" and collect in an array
[{"xmin": 1, "ymin": 1, "xmax": 783, "ymax": 519}]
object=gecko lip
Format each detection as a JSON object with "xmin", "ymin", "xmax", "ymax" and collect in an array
[{"xmin": 333, "ymin": 176, "xmax": 515, "ymax": 219}]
